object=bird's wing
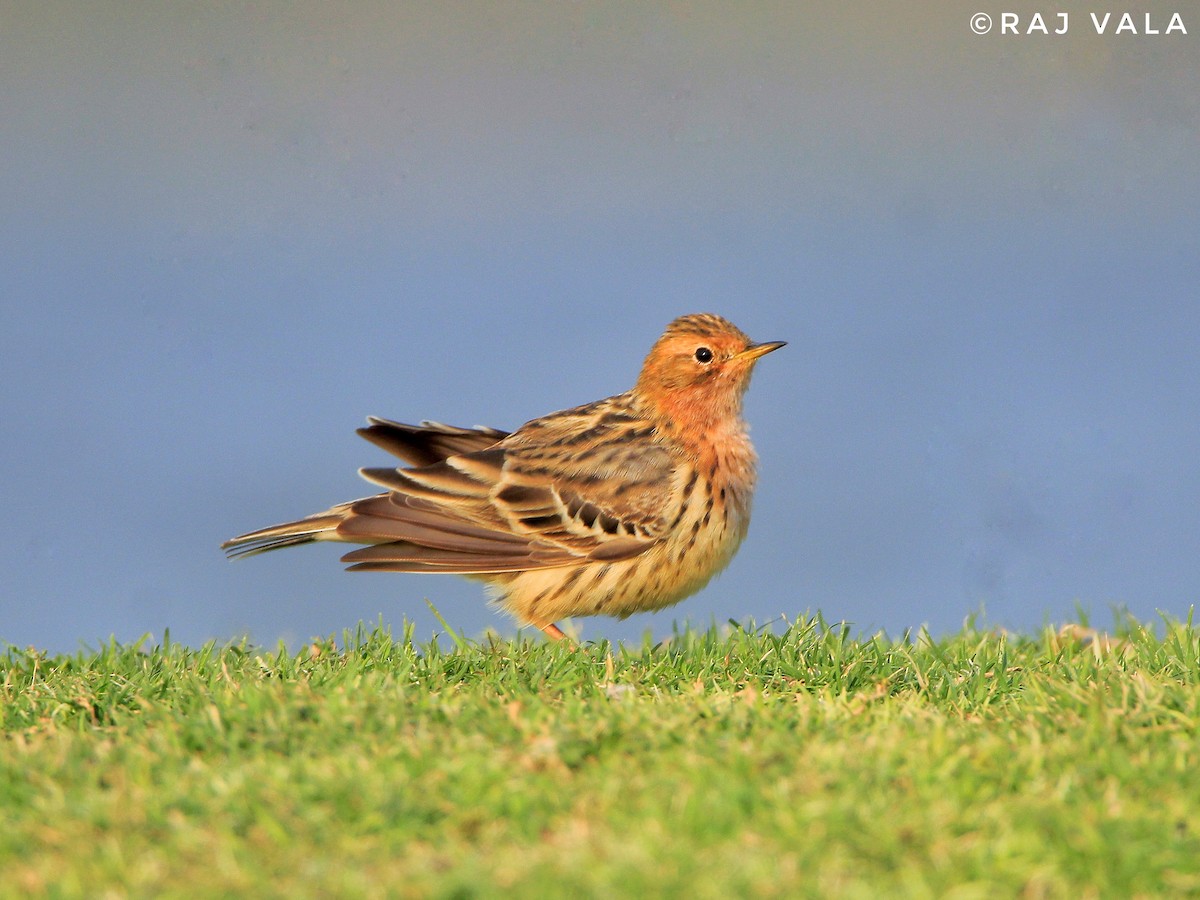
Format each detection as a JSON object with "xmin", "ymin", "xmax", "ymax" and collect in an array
[
  {"xmin": 357, "ymin": 418, "xmax": 509, "ymax": 467},
  {"xmin": 339, "ymin": 401, "xmax": 681, "ymax": 574}
]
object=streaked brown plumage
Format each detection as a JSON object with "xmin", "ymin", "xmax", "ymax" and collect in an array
[{"xmin": 223, "ymin": 313, "xmax": 784, "ymax": 639}]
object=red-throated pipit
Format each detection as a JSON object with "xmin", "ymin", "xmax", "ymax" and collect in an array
[{"xmin": 223, "ymin": 313, "xmax": 784, "ymax": 640}]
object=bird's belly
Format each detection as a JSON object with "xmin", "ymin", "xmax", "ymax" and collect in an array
[{"xmin": 494, "ymin": 497, "xmax": 751, "ymax": 625}]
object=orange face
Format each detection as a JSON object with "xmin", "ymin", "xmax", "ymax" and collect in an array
[{"xmin": 637, "ymin": 314, "xmax": 785, "ymax": 396}]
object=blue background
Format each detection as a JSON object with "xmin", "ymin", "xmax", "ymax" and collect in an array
[{"xmin": 3, "ymin": 3, "xmax": 1197, "ymax": 651}]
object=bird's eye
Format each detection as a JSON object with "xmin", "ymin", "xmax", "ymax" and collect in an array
[{"xmin": 694, "ymin": 346, "xmax": 714, "ymax": 363}]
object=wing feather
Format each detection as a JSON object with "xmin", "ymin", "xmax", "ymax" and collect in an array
[
  {"xmin": 227, "ymin": 396, "xmax": 684, "ymax": 576},
  {"xmin": 357, "ymin": 418, "xmax": 508, "ymax": 466}
]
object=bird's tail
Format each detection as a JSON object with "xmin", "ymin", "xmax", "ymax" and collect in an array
[{"xmin": 221, "ymin": 503, "xmax": 355, "ymax": 559}]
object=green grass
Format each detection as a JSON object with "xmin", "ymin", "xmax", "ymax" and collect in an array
[{"xmin": 3, "ymin": 613, "xmax": 1200, "ymax": 898}]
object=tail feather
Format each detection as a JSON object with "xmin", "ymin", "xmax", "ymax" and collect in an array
[{"xmin": 221, "ymin": 508, "xmax": 351, "ymax": 559}]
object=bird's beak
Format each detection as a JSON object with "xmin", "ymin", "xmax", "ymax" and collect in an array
[{"xmin": 736, "ymin": 340, "xmax": 786, "ymax": 361}]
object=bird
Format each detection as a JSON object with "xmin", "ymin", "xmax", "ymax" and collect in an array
[{"xmin": 222, "ymin": 313, "xmax": 784, "ymax": 640}]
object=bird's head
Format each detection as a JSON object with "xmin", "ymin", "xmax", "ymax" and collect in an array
[{"xmin": 634, "ymin": 313, "xmax": 784, "ymax": 430}]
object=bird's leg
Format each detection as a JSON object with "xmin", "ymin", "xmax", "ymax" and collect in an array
[{"xmin": 538, "ymin": 621, "xmax": 567, "ymax": 641}]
